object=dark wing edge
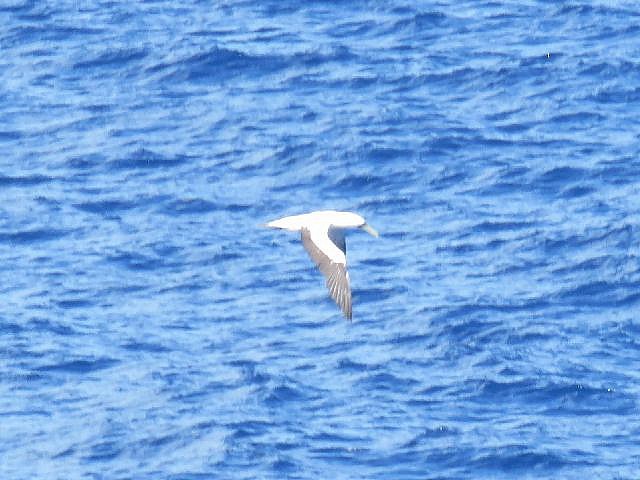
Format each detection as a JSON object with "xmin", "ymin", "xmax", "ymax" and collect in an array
[{"xmin": 301, "ymin": 228, "xmax": 352, "ymax": 319}]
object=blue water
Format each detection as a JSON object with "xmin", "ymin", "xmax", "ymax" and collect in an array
[{"xmin": 2, "ymin": 1, "xmax": 640, "ymax": 478}]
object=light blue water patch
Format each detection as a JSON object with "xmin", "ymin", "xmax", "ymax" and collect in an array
[{"xmin": 2, "ymin": 1, "xmax": 640, "ymax": 479}]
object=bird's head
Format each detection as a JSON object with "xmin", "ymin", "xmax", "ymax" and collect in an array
[{"xmin": 328, "ymin": 211, "xmax": 379, "ymax": 237}]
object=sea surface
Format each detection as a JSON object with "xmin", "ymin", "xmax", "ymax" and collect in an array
[{"xmin": 2, "ymin": 1, "xmax": 640, "ymax": 479}]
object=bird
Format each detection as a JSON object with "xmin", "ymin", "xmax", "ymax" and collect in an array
[{"xmin": 266, "ymin": 210, "xmax": 379, "ymax": 320}]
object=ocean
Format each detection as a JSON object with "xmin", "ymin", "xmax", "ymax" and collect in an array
[{"xmin": 1, "ymin": 1, "xmax": 639, "ymax": 478}]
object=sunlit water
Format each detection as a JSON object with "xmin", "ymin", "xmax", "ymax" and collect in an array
[{"xmin": 2, "ymin": 1, "xmax": 640, "ymax": 479}]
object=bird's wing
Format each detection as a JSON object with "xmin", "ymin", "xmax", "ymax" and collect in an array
[{"xmin": 301, "ymin": 227, "xmax": 352, "ymax": 319}]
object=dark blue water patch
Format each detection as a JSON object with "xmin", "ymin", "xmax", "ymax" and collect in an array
[
  {"xmin": 589, "ymin": 86, "xmax": 640, "ymax": 104},
  {"xmin": 267, "ymin": 141, "xmax": 318, "ymax": 170},
  {"xmin": 307, "ymin": 429, "xmax": 365, "ymax": 449},
  {"xmin": 137, "ymin": 431, "xmax": 180, "ymax": 451},
  {"xmin": 271, "ymin": 457, "xmax": 297, "ymax": 474},
  {"xmin": 474, "ymin": 135, "xmax": 519, "ymax": 149},
  {"xmin": 292, "ymin": 45, "xmax": 356, "ymax": 67},
  {"xmin": 0, "ymin": 130, "xmax": 23, "ymax": 140},
  {"xmin": 81, "ymin": 103, "xmax": 112, "ymax": 114},
  {"xmin": 327, "ymin": 19, "xmax": 377, "ymax": 38},
  {"xmin": 0, "ymin": 0, "xmax": 37, "ymax": 13},
  {"xmin": 166, "ymin": 474, "xmax": 214, "ymax": 480},
  {"xmin": 390, "ymin": 332, "xmax": 432, "ymax": 346},
  {"xmin": 472, "ymin": 220, "xmax": 536, "ymax": 233},
  {"xmin": 538, "ymin": 166, "xmax": 587, "ymax": 185},
  {"xmin": 84, "ymin": 440, "xmax": 122, "ymax": 462},
  {"xmin": 72, "ymin": 47, "xmax": 148, "ymax": 71},
  {"xmin": 394, "ymin": 10, "xmax": 449, "ymax": 32},
  {"xmin": 5, "ymin": 24, "xmax": 104, "ymax": 45},
  {"xmin": 364, "ymin": 147, "xmax": 413, "ymax": 162},
  {"xmin": 333, "ymin": 174, "xmax": 397, "ymax": 194},
  {"xmin": 155, "ymin": 46, "xmax": 288, "ymax": 82},
  {"xmin": 357, "ymin": 196, "xmax": 412, "ymax": 213},
  {"xmin": 0, "ymin": 228, "xmax": 69, "ymax": 245},
  {"xmin": 26, "ymin": 317, "xmax": 77, "ymax": 336},
  {"xmin": 546, "ymin": 383, "xmax": 636, "ymax": 416},
  {"xmin": 429, "ymin": 168, "xmax": 467, "ymax": 190},
  {"xmin": 472, "ymin": 446, "xmax": 577, "ymax": 472},
  {"xmin": 421, "ymin": 67, "xmax": 481, "ymax": 90},
  {"xmin": 287, "ymin": 318, "xmax": 335, "ymax": 331},
  {"xmin": 560, "ymin": 184, "xmax": 594, "ymax": 198},
  {"xmin": 65, "ymin": 152, "xmax": 108, "ymax": 171},
  {"xmin": 51, "ymin": 446, "xmax": 76, "ymax": 459},
  {"xmin": 550, "ymin": 111, "xmax": 605, "ymax": 126},
  {"xmin": 228, "ymin": 359, "xmax": 271, "ymax": 385},
  {"xmin": 56, "ymin": 298, "xmax": 93, "ymax": 309},
  {"xmin": 474, "ymin": 378, "xmax": 537, "ymax": 402},
  {"xmin": 0, "ymin": 408, "xmax": 51, "ymax": 418},
  {"xmin": 308, "ymin": 444, "xmax": 364, "ymax": 461},
  {"xmin": 109, "ymin": 148, "xmax": 191, "ymax": 170},
  {"xmin": 403, "ymin": 426, "xmax": 458, "ymax": 449},
  {"xmin": 161, "ymin": 198, "xmax": 222, "ymax": 215},
  {"xmin": 121, "ymin": 340, "xmax": 170, "ymax": 353},
  {"xmin": 557, "ymin": 3, "xmax": 640, "ymax": 17},
  {"xmin": 473, "ymin": 378, "xmax": 637, "ymax": 416},
  {"xmin": 435, "ymin": 239, "xmax": 506, "ymax": 255},
  {"xmin": 197, "ymin": 249, "xmax": 243, "ymax": 269},
  {"xmin": 494, "ymin": 122, "xmax": 532, "ymax": 133},
  {"xmin": 356, "ymin": 372, "xmax": 419, "ymax": 392},
  {"xmin": 358, "ymin": 257, "xmax": 398, "ymax": 268},
  {"xmin": 170, "ymin": 381, "xmax": 232, "ymax": 404},
  {"xmin": 0, "ymin": 320, "xmax": 23, "ymax": 334},
  {"xmin": 0, "ymin": 174, "xmax": 51, "ymax": 186},
  {"xmin": 355, "ymin": 286, "xmax": 406, "ymax": 304},
  {"xmin": 580, "ymin": 59, "xmax": 634, "ymax": 77},
  {"xmin": 337, "ymin": 357, "xmax": 379, "ymax": 372},
  {"xmin": 263, "ymin": 383, "xmax": 307, "ymax": 406},
  {"xmin": 36, "ymin": 357, "xmax": 119, "ymax": 374},
  {"xmin": 222, "ymin": 203, "xmax": 252, "ymax": 213},
  {"xmin": 442, "ymin": 299, "xmax": 550, "ymax": 318},
  {"xmin": 484, "ymin": 107, "xmax": 525, "ymax": 122},
  {"xmin": 530, "ymin": 167, "xmax": 589, "ymax": 196},
  {"xmin": 359, "ymin": 447, "xmax": 425, "ymax": 470},
  {"xmin": 619, "ymin": 290, "xmax": 640, "ymax": 307},
  {"xmin": 157, "ymin": 236, "xmax": 192, "ymax": 265},
  {"xmin": 430, "ymin": 311, "xmax": 500, "ymax": 341},
  {"xmin": 608, "ymin": 320, "xmax": 640, "ymax": 346},
  {"xmin": 551, "ymin": 256, "xmax": 610, "ymax": 276},
  {"xmin": 598, "ymin": 160, "xmax": 640, "ymax": 186},
  {"xmin": 106, "ymin": 250, "xmax": 176, "ymax": 271},
  {"xmin": 157, "ymin": 281, "xmax": 209, "ymax": 294},
  {"xmin": 2, "ymin": 368, "xmax": 46, "ymax": 385},
  {"xmin": 73, "ymin": 199, "xmax": 137, "ymax": 215},
  {"xmin": 556, "ymin": 280, "xmax": 639, "ymax": 308},
  {"xmin": 505, "ymin": 329, "xmax": 554, "ymax": 345},
  {"xmin": 424, "ymin": 134, "xmax": 473, "ymax": 155},
  {"xmin": 228, "ymin": 420, "xmax": 274, "ymax": 440},
  {"xmin": 543, "ymin": 224, "xmax": 634, "ymax": 255}
]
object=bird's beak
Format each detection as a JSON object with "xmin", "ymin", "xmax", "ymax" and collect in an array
[{"xmin": 361, "ymin": 223, "xmax": 379, "ymax": 238}]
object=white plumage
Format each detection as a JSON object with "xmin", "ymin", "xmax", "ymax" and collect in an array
[{"xmin": 266, "ymin": 210, "xmax": 378, "ymax": 320}]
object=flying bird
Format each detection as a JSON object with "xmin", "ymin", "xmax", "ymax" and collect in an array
[{"xmin": 266, "ymin": 210, "xmax": 379, "ymax": 320}]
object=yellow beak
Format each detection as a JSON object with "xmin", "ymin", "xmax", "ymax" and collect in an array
[{"xmin": 361, "ymin": 223, "xmax": 379, "ymax": 238}]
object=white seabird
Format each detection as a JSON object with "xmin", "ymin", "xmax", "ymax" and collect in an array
[{"xmin": 266, "ymin": 210, "xmax": 379, "ymax": 320}]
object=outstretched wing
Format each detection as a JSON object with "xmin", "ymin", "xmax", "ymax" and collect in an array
[{"xmin": 301, "ymin": 227, "xmax": 352, "ymax": 319}]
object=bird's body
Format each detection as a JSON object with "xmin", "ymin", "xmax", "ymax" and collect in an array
[{"xmin": 266, "ymin": 210, "xmax": 378, "ymax": 319}]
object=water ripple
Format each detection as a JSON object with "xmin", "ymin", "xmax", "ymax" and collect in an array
[{"xmin": 2, "ymin": 1, "xmax": 639, "ymax": 479}]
